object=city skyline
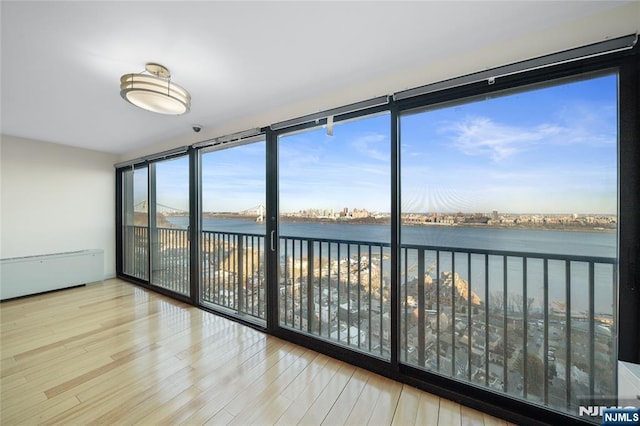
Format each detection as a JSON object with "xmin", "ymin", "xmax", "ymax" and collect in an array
[{"xmin": 133, "ymin": 73, "xmax": 618, "ymax": 216}]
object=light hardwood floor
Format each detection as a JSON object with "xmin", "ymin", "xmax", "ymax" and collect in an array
[{"xmin": 1, "ymin": 279, "xmax": 514, "ymax": 425}]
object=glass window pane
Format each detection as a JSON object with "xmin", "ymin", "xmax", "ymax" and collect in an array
[
  {"xmin": 122, "ymin": 166, "xmax": 148, "ymax": 280},
  {"xmin": 151, "ymin": 156, "xmax": 190, "ymax": 295},
  {"xmin": 399, "ymin": 73, "xmax": 618, "ymax": 416},
  {"xmin": 200, "ymin": 141, "xmax": 267, "ymax": 324},
  {"xmin": 278, "ymin": 112, "xmax": 391, "ymax": 359}
]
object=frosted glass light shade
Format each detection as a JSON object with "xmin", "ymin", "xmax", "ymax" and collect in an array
[{"xmin": 120, "ymin": 65, "xmax": 190, "ymax": 115}]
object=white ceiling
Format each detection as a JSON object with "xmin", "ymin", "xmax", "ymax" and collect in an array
[{"xmin": 1, "ymin": 1, "xmax": 637, "ymax": 157}]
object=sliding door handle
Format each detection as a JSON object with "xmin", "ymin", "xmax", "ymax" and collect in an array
[{"xmin": 270, "ymin": 230, "xmax": 276, "ymax": 252}]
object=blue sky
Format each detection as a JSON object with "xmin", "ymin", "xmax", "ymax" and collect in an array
[
  {"xmin": 201, "ymin": 143, "xmax": 265, "ymax": 212},
  {"xmin": 278, "ymin": 113, "xmax": 391, "ymax": 213},
  {"xmin": 135, "ymin": 73, "xmax": 618, "ymax": 215},
  {"xmin": 401, "ymin": 73, "xmax": 618, "ymax": 214}
]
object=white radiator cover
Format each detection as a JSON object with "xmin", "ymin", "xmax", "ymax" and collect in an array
[{"xmin": 0, "ymin": 249, "xmax": 104, "ymax": 300}]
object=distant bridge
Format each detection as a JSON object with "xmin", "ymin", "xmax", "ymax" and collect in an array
[
  {"xmin": 134, "ymin": 201, "xmax": 188, "ymax": 214},
  {"xmin": 135, "ymin": 201, "xmax": 263, "ymax": 219},
  {"xmin": 240, "ymin": 204, "xmax": 265, "ymax": 222}
]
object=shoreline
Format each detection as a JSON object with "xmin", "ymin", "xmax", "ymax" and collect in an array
[{"xmin": 196, "ymin": 213, "xmax": 616, "ymax": 233}]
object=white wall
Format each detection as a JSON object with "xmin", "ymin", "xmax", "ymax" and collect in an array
[{"xmin": 0, "ymin": 135, "xmax": 118, "ymax": 278}]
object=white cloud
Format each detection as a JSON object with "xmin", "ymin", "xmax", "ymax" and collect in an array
[
  {"xmin": 555, "ymin": 102, "xmax": 616, "ymax": 146},
  {"xmin": 442, "ymin": 106, "xmax": 616, "ymax": 162},
  {"xmin": 442, "ymin": 117, "xmax": 561, "ymax": 162},
  {"xmin": 350, "ymin": 133, "xmax": 389, "ymax": 162}
]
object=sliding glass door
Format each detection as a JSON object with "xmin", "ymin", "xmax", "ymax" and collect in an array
[
  {"xmin": 200, "ymin": 139, "xmax": 267, "ymax": 324},
  {"xmin": 277, "ymin": 113, "xmax": 392, "ymax": 358},
  {"xmin": 399, "ymin": 72, "xmax": 618, "ymax": 413},
  {"xmin": 150, "ymin": 156, "xmax": 191, "ymax": 295},
  {"xmin": 122, "ymin": 166, "xmax": 149, "ymax": 281}
]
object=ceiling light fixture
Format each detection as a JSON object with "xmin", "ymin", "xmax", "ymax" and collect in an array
[{"xmin": 120, "ymin": 63, "xmax": 190, "ymax": 115}]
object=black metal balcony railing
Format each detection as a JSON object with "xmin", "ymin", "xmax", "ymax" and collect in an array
[
  {"xmin": 201, "ymin": 230, "xmax": 266, "ymax": 322},
  {"xmin": 151, "ymin": 227, "xmax": 190, "ymax": 295},
  {"xmin": 123, "ymin": 225, "xmax": 149, "ymax": 280},
  {"xmin": 279, "ymin": 236, "xmax": 391, "ymax": 359},
  {"xmin": 122, "ymin": 225, "xmax": 616, "ymax": 417},
  {"xmin": 123, "ymin": 225, "xmax": 190, "ymax": 295},
  {"xmin": 400, "ymin": 245, "xmax": 616, "ymax": 413}
]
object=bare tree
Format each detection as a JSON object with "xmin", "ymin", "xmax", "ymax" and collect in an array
[
  {"xmin": 490, "ymin": 291, "xmax": 504, "ymax": 313},
  {"xmin": 509, "ymin": 294, "xmax": 535, "ymax": 314}
]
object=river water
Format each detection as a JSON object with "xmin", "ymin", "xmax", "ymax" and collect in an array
[
  {"xmin": 178, "ymin": 217, "xmax": 615, "ymax": 257},
  {"xmin": 167, "ymin": 216, "xmax": 617, "ymax": 313}
]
